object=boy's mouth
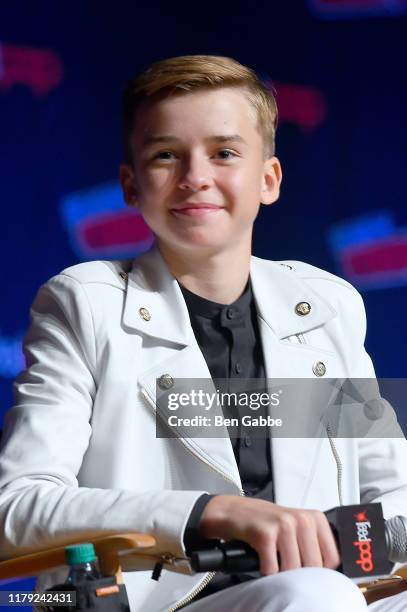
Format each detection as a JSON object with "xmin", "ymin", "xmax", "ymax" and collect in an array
[{"xmin": 171, "ymin": 202, "xmax": 223, "ymax": 216}]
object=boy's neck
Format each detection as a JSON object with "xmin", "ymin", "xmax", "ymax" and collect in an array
[{"xmin": 157, "ymin": 241, "xmax": 252, "ymax": 305}]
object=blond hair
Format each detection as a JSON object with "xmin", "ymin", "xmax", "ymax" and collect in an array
[{"xmin": 122, "ymin": 55, "xmax": 278, "ymax": 162}]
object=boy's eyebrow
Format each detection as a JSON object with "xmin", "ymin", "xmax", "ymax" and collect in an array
[
  {"xmin": 143, "ymin": 135, "xmax": 179, "ymax": 146},
  {"xmin": 142, "ymin": 134, "xmax": 248, "ymax": 146},
  {"xmin": 209, "ymin": 134, "xmax": 247, "ymax": 145}
]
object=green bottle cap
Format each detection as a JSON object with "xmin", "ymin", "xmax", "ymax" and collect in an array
[{"xmin": 64, "ymin": 543, "xmax": 96, "ymax": 565}]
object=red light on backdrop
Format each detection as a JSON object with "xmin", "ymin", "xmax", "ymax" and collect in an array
[
  {"xmin": 0, "ymin": 42, "xmax": 63, "ymax": 97},
  {"xmin": 266, "ymin": 81, "xmax": 327, "ymax": 131}
]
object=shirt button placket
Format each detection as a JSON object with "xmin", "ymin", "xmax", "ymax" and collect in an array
[{"xmin": 226, "ymin": 307, "xmax": 236, "ymax": 320}]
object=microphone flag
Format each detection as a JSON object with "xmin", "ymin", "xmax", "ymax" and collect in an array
[{"xmin": 325, "ymin": 503, "xmax": 392, "ymax": 578}]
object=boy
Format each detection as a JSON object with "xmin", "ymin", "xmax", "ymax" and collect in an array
[{"xmin": 1, "ymin": 55, "xmax": 407, "ymax": 611}]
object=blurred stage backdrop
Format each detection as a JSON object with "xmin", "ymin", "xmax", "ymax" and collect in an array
[{"xmin": 1, "ymin": 1, "xmax": 407, "ymax": 424}]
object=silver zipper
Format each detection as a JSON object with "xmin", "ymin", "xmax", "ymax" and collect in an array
[
  {"xmin": 168, "ymin": 570, "xmax": 216, "ymax": 612},
  {"xmin": 140, "ymin": 387, "xmax": 243, "ymax": 491},
  {"xmin": 326, "ymin": 424, "xmax": 343, "ymax": 506},
  {"xmin": 140, "ymin": 386, "xmax": 245, "ymax": 611},
  {"xmin": 295, "ymin": 332, "xmax": 343, "ymax": 504}
]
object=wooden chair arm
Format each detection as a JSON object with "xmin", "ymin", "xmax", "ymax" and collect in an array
[
  {"xmin": 2, "ymin": 536, "xmax": 407, "ymax": 604},
  {"xmin": 358, "ymin": 565, "xmax": 407, "ymax": 605},
  {"xmin": 0, "ymin": 533, "xmax": 156, "ymax": 582},
  {"xmin": 393, "ymin": 565, "xmax": 407, "ymax": 580}
]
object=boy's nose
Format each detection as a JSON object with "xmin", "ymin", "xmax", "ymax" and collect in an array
[{"xmin": 178, "ymin": 157, "xmax": 212, "ymax": 191}]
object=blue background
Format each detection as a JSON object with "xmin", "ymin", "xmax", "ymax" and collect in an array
[
  {"xmin": 0, "ymin": 0, "xmax": 406, "ymax": 594},
  {"xmin": 1, "ymin": 0, "xmax": 406, "ymax": 418}
]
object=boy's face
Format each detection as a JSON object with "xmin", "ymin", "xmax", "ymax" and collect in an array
[{"xmin": 120, "ymin": 87, "xmax": 282, "ymax": 258}]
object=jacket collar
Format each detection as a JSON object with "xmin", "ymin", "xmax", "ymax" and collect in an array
[
  {"xmin": 249, "ymin": 255, "xmax": 337, "ymax": 339},
  {"xmin": 122, "ymin": 245, "xmax": 337, "ymax": 344},
  {"xmin": 123, "ymin": 247, "xmax": 192, "ymax": 345}
]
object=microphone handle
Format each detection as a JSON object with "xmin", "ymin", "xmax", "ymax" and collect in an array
[
  {"xmin": 190, "ymin": 541, "xmax": 259, "ymax": 573},
  {"xmin": 191, "ymin": 514, "xmax": 407, "ymax": 572}
]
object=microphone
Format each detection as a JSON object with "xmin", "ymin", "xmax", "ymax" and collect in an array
[
  {"xmin": 190, "ymin": 503, "xmax": 407, "ymax": 579},
  {"xmin": 385, "ymin": 515, "xmax": 407, "ymax": 563}
]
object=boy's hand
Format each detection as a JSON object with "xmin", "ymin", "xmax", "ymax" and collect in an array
[{"xmin": 199, "ymin": 495, "xmax": 340, "ymax": 576}]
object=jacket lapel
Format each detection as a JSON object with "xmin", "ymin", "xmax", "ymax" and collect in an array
[
  {"xmin": 122, "ymin": 247, "xmax": 192, "ymax": 346},
  {"xmin": 123, "ymin": 247, "xmax": 241, "ymax": 488},
  {"xmin": 250, "ymin": 257, "xmax": 339, "ymax": 507},
  {"xmin": 249, "ymin": 255, "xmax": 337, "ymax": 340},
  {"xmin": 137, "ymin": 345, "xmax": 242, "ymax": 489},
  {"xmin": 122, "ymin": 246, "xmax": 340, "ymax": 504}
]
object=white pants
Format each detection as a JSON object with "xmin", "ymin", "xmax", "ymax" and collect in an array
[{"xmin": 184, "ymin": 568, "xmax": 407, "ymax": 612}]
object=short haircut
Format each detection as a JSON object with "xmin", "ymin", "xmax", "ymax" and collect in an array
[{"xmin": 122, "ymin": 55, "xmax": 278, "ymax": 163}]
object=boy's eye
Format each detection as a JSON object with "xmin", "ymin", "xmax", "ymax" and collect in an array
[
  {"xmin": 153, "ymin": 151, "xmax": 176, "ymax": 161},
  {"xmin": 215, "ymin": 149, "xmax": 237, "ymax": 160},
  {"xmin": 150, "ymin": 149, "xmax": 238, "ymax": 162}
]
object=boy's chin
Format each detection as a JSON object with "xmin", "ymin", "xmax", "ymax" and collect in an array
[{"xmin": 157, "ymin": 235, "xmax": 229, "ymax": 254}]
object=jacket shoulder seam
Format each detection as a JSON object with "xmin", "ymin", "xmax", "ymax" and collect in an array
[{"xmin": 43, "ymin": 273, "xmax": 98, "ymax": 372}]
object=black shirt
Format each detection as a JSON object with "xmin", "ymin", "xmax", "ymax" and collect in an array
[{"xmin": 179, "ymin": 278, "xmax": 273, "ymax": 600}]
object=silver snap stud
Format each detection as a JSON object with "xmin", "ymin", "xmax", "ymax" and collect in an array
[
  {"xmin": 119, "ymin": 272, "xmax": 128, "ymax": 281},
  {"xmin": 312, "ymin": 361, "xmax": 326, "ymax": 377},
  {"xmin": 295, "ymin": 302, "xmax": 311, "ymax": 316},
  {"xmin": 158, "ymin": 374, "xmax": 174, "ymax": 390},
  {"xmin": 138, "ymin": 307, "xmax": 151, "ymax": 321}
]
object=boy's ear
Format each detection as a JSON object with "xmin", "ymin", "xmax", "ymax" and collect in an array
[
  {"xmin": 260, "ymin": 156, "xmax": 282, "ymax": 206},
  {"xmin": 120, "ymin": 163, "xmax": 138, "ymax": 207}
]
